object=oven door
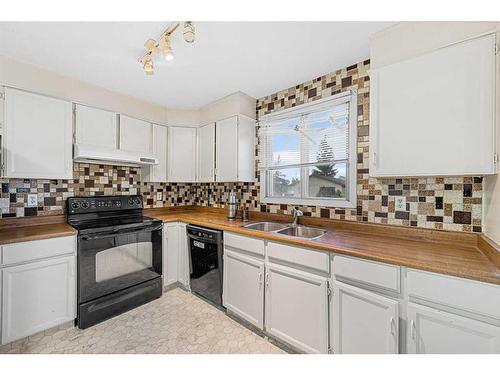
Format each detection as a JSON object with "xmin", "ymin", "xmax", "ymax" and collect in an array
[{"xmin": 77, "ymin": 223, "xmax": 163, "ymax": 303}]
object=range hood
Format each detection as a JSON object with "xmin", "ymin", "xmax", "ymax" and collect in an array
[{"xmin": 73, "ymin": 144, "xmax": 158, "ymax": 167}]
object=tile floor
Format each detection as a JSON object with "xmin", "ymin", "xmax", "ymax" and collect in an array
[{"xmin": 0, "ymin": 288, "xmax": 285, "ymax": 354}]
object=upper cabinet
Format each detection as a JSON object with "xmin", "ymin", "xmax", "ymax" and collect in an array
[
  {"xmin": 119, "ymin": 115, "xmax": 153, "ymax": 154},
  {"xmin": 215, "ymin": 115, "xmax": 255, "ymax": 182},
  {"xmin": 168, "ymin": 126, "xmax": 197, "ymax": 182},
  {"xmin": 3, "ymin": 87, "xmax": 72, "ymax": 179},
  {"xmin": 75, "ymin": 104, "xmax": 118, "ymax": 149},
  {"xmin": 370, "ymin": 33, "xmax": 497, "ymax": 177},
  {"xmin": 197, "ymin": 122, "xmax": 215, "ymax": 182},
  {"xmin": 142, "ymin": 124, "xmax": 168, "ymax": 182}
]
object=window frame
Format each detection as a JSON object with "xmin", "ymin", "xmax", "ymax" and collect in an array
[{"xmin": 259, "ymin": 91, "xmax": 357, "ymax": 208}]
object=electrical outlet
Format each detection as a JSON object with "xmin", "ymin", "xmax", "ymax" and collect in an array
[
  {"xmin": 156, "ymin": 192, "xmax": 163, "ymax": 201},
  {"xmin": 27, "ymin": 193, "xmax": 38, "ymax": 207},
  {"xmin": 395, "ymin": 196, "xmax": 406, "ymax": 211}
]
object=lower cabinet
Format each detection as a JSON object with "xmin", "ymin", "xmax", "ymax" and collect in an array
[
  {"xmin": 163, "ymin": 222, "xmax": 189, "ymax": 289},
  {"xmin": 265, "ymin": 262, "xmax": 329, "ymax": 353},
  {"xmin": 332, "ymin": 281, "xmax": 399, "ymax": 354},
  {"xmin": 223, "ymin": 249, "xmax": 264, "ymax": 329},
  {"xmin": 1, "ymin": 255, "xmax": 76, "ymax": 345},
  {"xmin": 407, "ymin": 303, "xmax": 500, "ymax": 354}
]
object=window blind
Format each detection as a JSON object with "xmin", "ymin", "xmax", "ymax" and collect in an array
[{"xmin": 259, "ymin": 93, "xmax": 351, "ymax": 170}]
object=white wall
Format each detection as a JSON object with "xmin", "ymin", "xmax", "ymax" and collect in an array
[
  {"xmin": 0, "ymin": 54, "xmax": 169, "ymax": 125},
  {"xmin": 199, "ymin": 92, "xmax": 256, "ymax": 125}
]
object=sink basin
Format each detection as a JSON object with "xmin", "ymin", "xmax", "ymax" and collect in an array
[
  {"xmin": 243, "ymin": 222, "xmax": 289, "ymax": 232},
  {"xmin": 276, "ymin": 226, "xmax": 327, "ymax": 239}
]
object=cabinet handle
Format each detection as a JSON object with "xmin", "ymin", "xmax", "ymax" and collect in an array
[
  {"xmin": 258, "ymin": 272, "xmax": 263, "ymax": 288},
  {"xmin": 410, "ymin": 319, "xmax": 416, "ymax": 340},
  {"xmin": 389, "ymin": 317, "xmax": 395, "ymax": 336},
  {"xmin": 265, "ymin": 273, "xmax": 270, "ymax": 289},
  {"xmin": 373, "ymin": 152, "xmax": 378, "ymax": 167}
]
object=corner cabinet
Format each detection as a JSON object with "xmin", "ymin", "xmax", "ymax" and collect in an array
[
  {"xmin": 369, "ymin": 33, "xmax": 497, "ymax": 177},
  {"xmin": 215, "ymin": 115, "xmax": 255, "ymax": 182},
  {"xmin": 3, "ymin": 87, "xmax": 73, "ymax": 179},
  {"xmin": 167, "ymin": 127, "xmax": 197, "ymax": 183}
]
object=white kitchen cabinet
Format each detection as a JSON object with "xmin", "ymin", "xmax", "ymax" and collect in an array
[
  {"xmin": 332, "ymin": 281, "xmax": 399, "ymax": 354},
  {"xmin": 75, "ymin": 104, "xmax": 118, "ymax": 149},
  {"xmin": 197, "ymin": 122, "xmax": 215, "ymax": 182},
  {"xmin": 119, "ymin": 115, "xmax": 153, "ymax": 154},
  {"xmin": 223, "ymin": 249, "xmax": 265, "ymax": 330},
  {"xmin": 163, "ymin": 223, "xmax": 189, "ymax": 289},
  {"xmin": 407, "ymin": 303, "xmax": 500, "ymax": 354},
  {"xmin": 1, "ymin": 255, "xmax": 76, "ymax": 345},
  {"xmin": 370, "ymin": 33, "xmax": 497, "ymax": 177},
  {"xmin": 3, "ymin": 87, "xmax": 72, "ymax": 179},
  {"xmin": 265, "ymin": 262, "xmax": 329, "ymax": 353},
  {"xmin": 142, "ymin": 124, "xmax": 167, "ymax": 182},
  {"xmin": 215, "ymin": 115, "xmax": 255, "ymax": 182},
  {"xmin": 168, "ymin": 127, "xmax": 197, "ymax": 182}
]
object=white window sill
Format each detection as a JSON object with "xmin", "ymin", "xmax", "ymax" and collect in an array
[{"xmin": 260, "ymin": 196, "xmax": 356, "ymax": 209}]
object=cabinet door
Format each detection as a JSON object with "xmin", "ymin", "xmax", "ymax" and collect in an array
[
  {"xmin": 163, "ymin": 224, "xmax": 179, "ymax": 287},
  {"xmin": 75, "ymin": 104, "xmax": 117, "ymax": 149},
  {"xmin": 237, "ymin": 115, "xmax": 255, "ymax": 182},
  {"xmin": 215, "ymin": 116, "xmax": 238, "ymax": 182},
  {"xmin": 332, "ymin": 281, "xmax": 398, "ymax": 354},
  {"xmin": 168, "ymin": 127, "xmax": 197, "ymax": 182},
  {"xmin": 223, "ymin": 249, "xmax": 264, "ymax": 329},
  {"xmin": 407, "ymin": 303, "xmax": 500, "ymax": 354},
  {"xmin": 143, "ymin": 124, "xmax": 167, "ymax": 182},
  {"xmin": 1, "ymin": 255, "xmax": 76, "ymax": 345},
  {"xmin": 265, "ymin": 263, "xmax": 329, "ymax": 353},
  {"xmin": 4, "ymin": 88, "xmax": 72, "ymax": 179},
  {"xmin": 370, "ymin": 34, "xmax": 496, "ymax": 177},
  {"xmin": 119, "ymin": 115, "xmax": 153, "ymax": 154},
  {"xmin": 197, "ymin": 123, "xmax": 215, "ymax": 182},
  {"xmin": 177, "ymin": 224, "xmax": 189, "ymax": 289}
]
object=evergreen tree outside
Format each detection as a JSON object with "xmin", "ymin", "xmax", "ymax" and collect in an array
[{"xmin": 312, "ymin": 134, "xmax": 337, "ymax": 177}]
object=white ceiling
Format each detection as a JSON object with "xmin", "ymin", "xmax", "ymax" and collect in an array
[{"xmin": 0, "ymin": 22, "xmax": 394, "ymax": 108}]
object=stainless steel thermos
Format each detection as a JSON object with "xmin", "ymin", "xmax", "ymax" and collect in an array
[{"xmin": 227, "ymin": 192, "xmax": 237, "ymax": 220}]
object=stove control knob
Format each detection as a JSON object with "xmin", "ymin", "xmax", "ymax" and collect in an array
[
  {"xmin": 71, "ymin": 202, "xmax": 80, "ymax": 210},
  {"xmin": 128, "ymin": 198, "xmax": 135, "ymax": 206},
  {"xmin": 81, "ymin": 201, "xmax": 90, "ymax": 209},
  {"xmin": 134, "ymin": 198, "xmax": 141, "ymax": 206}
]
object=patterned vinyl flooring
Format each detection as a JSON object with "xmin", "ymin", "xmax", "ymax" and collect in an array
[{"xmin": 0, "ymin": 288, "xmax": 285, "ymax": 354}]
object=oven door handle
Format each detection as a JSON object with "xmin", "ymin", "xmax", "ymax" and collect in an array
[{"xmin": 79, "ymin": 224, "xmax": 163, "ymax": 241}]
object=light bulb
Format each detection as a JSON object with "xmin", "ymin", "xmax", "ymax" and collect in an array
[{"xmin": 183, "ymin": 22, "xmax": 195, "ymax": 43}]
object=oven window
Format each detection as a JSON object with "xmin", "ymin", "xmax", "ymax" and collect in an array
[{"xmin": 95, "ymin": 241, "xmax": 153, "ymax": 282}]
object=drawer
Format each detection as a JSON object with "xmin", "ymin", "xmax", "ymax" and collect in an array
[
  {"xmin": 333, "ymin": 255, "xmax": 400, "ymax": 293},
  {"xmin": 266, "ymin": 241, "xmax": 329, "ymax": 273},
  {"xmin": 224, "ymin": 232, "xmax": 265, "ymax": 257},
  {"xmin": 1, "ymin": 235, "xmax": 76, "ymax": 266},
  {"xmin": 407, "ymin": 269, "xmax": 500, "ymax": 320}
]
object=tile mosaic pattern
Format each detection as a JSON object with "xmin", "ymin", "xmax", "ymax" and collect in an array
[{"xmin": 0, "ymin": 288, "xmax": 284, "ymax": 354}]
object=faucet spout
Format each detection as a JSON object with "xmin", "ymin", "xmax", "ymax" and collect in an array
[{"xmin": 291, "ymin": 208, "xmax": 303, "ymax": 227}]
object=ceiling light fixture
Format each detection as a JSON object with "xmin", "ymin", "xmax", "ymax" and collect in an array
[{"xmin": 139, "ymin": 21, "xmax": 195, "ymax": 75}]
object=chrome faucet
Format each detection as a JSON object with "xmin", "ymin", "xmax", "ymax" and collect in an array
[{"xmin": 291, "ymin": 208, "xmax": 303, "ymax": 227}]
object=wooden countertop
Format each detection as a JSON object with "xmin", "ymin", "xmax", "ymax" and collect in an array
[
  {"xmin": 145, "ymin": 207, "xmax": 500, "ymax": 286},
  {"xmin": 0, "ymin": 222, "xmax": 76, "ymax": 245}
]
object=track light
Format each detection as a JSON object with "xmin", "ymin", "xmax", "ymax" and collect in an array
[{"xmin": 139, "ymin": 22, "xmax": 196, "ymax": 75}]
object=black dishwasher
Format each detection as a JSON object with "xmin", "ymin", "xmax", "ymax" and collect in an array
[{"xmin": 186, "ymin": 225, "xmax": 224, "ymax": 307}]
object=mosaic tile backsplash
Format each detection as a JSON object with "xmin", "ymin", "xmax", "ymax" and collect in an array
[{"xmin": 0, "ymin": 59, "xmax": 483, "ymax": 232}]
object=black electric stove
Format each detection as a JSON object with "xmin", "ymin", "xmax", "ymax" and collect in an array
[{"xmin": 67, "ymin": 195, "xmax": 163, "ymax": 329}]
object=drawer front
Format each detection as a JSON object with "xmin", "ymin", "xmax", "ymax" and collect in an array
[
  {"xmin": 1, "ymin": 236, "xmax": 76, "ymax": 266},
  {"xmin": 407, "ymin": 269, "xmax": 500, "ymax": 320},
  {"xmin": 266, "ymin": 241, "xmax": 329, "ymax": 274},
  {"xmin": 224, "ymin": 232, "xmax": 265, "ymax": 256},
  {"xmin": 333, "ymin": 255, "xmax": 400, "ymax": 293}
]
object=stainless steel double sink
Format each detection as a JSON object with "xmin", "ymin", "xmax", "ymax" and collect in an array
[{"xmin": 242, "ymin": 221, "xmax": 327, "ymax": 240}]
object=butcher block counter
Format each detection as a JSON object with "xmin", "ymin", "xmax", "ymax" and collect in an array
[{"xmin": 144, "ymin": 206, "xmax": 500, "ymax": 286}]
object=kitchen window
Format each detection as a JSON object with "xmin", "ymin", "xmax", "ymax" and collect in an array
[{"xmin": 259, "ymin": 91, "xmax": 357, "ymax": 208}]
